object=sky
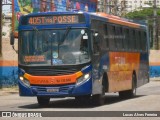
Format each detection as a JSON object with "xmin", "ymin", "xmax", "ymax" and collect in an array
[
  {"xmin": 3, "ymin": 5, "xmax": 12, "ymax": 14},
  {"xmin": 2, "ymin": 0, "xmax": 12, "ymax": 14}
]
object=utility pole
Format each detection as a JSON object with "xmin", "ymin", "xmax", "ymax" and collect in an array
[
  {"xmin": 153, "ymin": 0, "xmax": 158, "ymax": 49},
  {"xmin": 108, "ymin": 0, "xmax": 118, "ymax": 16},
  {"xmin": 0, "ymin": 0, "xmax": 2, "ymax": 56},
  {"xmin": 118, "ymin": 0, "xmax": 127, "ymax": 17},
  {"xmin": 107, "ymin": 0, "xmax": 127, "ymax": 17}
]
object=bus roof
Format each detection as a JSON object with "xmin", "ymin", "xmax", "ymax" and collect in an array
[
  {"xmin": 89, "ymin": 12, "xmax": 147, "ymax": 29},
  {"xmin": 23, "ymin": 11, "xmax": 147, "ymax": 30}
]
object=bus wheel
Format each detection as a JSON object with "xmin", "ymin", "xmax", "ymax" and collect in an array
[
  {"xmin": 119, "ymin": 74, "xmax": 136, "ymax": 99},
  {"xmin": 37, "ymin": 97, "xmax": 50, "ymax": 106},
  {"xmin": 92, "ymin": 94, "xmax": 105, "ymax": 106},
  {"xmin": 75, "ymin": 95, "xmax": 91, "ymax": 104}
]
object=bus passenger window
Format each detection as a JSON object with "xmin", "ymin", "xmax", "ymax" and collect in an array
[
  {"xmin": 129, "ymin": 29, "xmax": 136, "ymax": 51},
  {"xmin": 108, "ymin": 25, "xmax": 116, "ymax": 50},
  {"xmin": 91, "ymin": 20, "xmax": 108, "ymax": 51},
  {"xmin": 115, "ymin": 27, "xmax": 123, "ymax": 50},
  {"xmin": 140, "ymin": 31, "xmax": 143, "ymax": 51},
  {"xmin": 103, "ymin": 24, "xmax": 109, "ymax": 50},
  {"xmin": 123, "ymin": 28, "xmax": 129, "ymax": 50},
  {"xmin": 135, "ymin": 31, "xmax": 141, "ymax": 51},
  {"xmin": 93, "ymin": 34, "xmax": 100, "ymax": 54},
  {"xmin": 142, "ymin": 32, "xmax": 147, "ymax": 51}
]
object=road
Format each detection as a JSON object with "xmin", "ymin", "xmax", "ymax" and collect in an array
[{"xmin": 0, "ymin": 80, "xmax": 160, "ymax": 120}]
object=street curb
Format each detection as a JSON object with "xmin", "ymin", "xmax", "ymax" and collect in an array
[
  {"xmin": 150, "ymin": 77, "xmax": 160, "ymax": 81},
  {"xmin": 0, "ymin": 87, "xmax": 18, "ymax": 96}
]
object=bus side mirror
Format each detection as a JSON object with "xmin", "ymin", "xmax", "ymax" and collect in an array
[
  {"xmin": 10, "ymin": 32, "xmax": 15, "ymax": 45},
  {"xmin": 10, "ymin": 32, "xmax": 18, "ymax": 54}
]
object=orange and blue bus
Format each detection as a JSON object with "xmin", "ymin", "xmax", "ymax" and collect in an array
[{"xmin": 10, "ymin": 12, "xmax": 149, "ymax": 106}]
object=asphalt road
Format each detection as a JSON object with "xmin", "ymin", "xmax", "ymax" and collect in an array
[{"xmin": 0, "ymin": 80, "xmax": 160, "ymax": 120}]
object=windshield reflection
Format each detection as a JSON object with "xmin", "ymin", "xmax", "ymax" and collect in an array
[{"xmin": 19, "ymin": 29, "xmax": 90, "ymax": 66}]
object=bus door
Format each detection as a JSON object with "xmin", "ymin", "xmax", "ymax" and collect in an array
[{"xmin": 91, "ymin": 30, "xmax": 103, "ymax": 95}]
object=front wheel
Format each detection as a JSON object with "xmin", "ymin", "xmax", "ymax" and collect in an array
[
  {"xmin": 92, "ymin": 94, "xmax": 105, "ymax": 106},
  {"xmin": 119, "ymin": 74, "xmax": 136, "ymax": 99},
  {"xmin": 75, "ymin": 95, "xmax": 91, "ymax": 104},
  {"xmin": 37, "ymin": 97, "xmax": 50, "ymax": 106}
]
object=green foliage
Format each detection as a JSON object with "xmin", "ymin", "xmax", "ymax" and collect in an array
[
  {"xmin": 125, "ymin": 8, "xmax": 160, "ymax": 20},
  {"xmin": 2, "ymin": 14, "xmax": 5, "ymax": 26},
  {"xmin": 2, "ymin": 32, "xmax": 6, "ymax": 36},
  {"xmin": 14, "ymin": 15, "xmax": 19, "ymax": 31},
  {"xmin": 125, "ymin": 8, "xmax": 160, "ymax": 49}
]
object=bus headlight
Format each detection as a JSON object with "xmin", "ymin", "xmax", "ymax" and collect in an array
[
  {"xmin": 77, "ymin": 72, "xmax": 91, "ymax": 85},
  {"xmin": 19, "ymin": 76, "xmax": 30, "ymax": 87}
]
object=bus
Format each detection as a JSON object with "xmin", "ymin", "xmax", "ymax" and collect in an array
[{"xmin": 10, "ymin": 12, "xmax": 150, "ymax": 106}]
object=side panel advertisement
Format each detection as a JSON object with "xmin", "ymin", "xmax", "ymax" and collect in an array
[{"xmin": 13, "ymin": 0, "xmax": 97, "ymax": 37}]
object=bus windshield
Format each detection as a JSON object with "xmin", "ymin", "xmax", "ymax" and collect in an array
[{"xmin": 19, "ymin": 28, "xmax": 90, "ymax": 66}]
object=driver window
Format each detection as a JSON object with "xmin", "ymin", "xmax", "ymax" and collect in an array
[
  {"xmin": 80, "ymin": 37, "xmax": 88, "ymax": 52},
  {"xmin": 93, "ymin": 34, "xmax": 100, "ymax": 54}
]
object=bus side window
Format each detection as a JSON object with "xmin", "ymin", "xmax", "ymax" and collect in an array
[
  {"xmin": 120, "ymin": 27, "xmax": 124, "ymax": 50},
  {"xmin": 102, "ymin": 24, "xmax": 109, "ymax": 50},
  {"xmin": 109, "ymin": 25, "xmax": 116, "ymax": 50},
  {"xmin": 115, "ymin": 26, "xmax": 123, "ymax": 50},
  {"xmin": 123, "ymin": 28, "xmax": 129, "ymax": 50},
  {"xmin": 129, "ymin": 29, "xmax": 136, "ymax": 51},
  {"xmin": 97, "ymin": 22, "xmax": 109, "ymax": 50},
  {"xmin": 139, "ymin": 31, "xmax": 143, "ymax": 51},
  {"xmin": 142, "ymin": 31, "xmax": 147, "ymax": 51},
  {"xmin": 135, "ymin": 31, "xmax": 141, "ymax": 51},
  {"xmin": 93, "ymin": 32, "xmax": 101, "ymax": 54},
  {"xmin": 80, "ymin": 36, "xmax": 88, "ymax": 52}
]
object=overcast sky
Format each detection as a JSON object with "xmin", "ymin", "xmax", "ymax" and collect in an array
[
  {"xmin": 2, "ymin": 5, "xmax": 12, "ymax": 14},
  {"xmin": 2, "ymin": 0, "xmax": 12, "ymax": 14}
]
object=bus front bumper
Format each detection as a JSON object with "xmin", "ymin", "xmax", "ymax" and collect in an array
[{"xmin": 18, "ymin": 78, "xmax": 92, "ymax": 97}]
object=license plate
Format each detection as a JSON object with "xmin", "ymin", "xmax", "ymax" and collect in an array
[{"xmin": 47, "ymin": 88, "xmax": 59, "ymax": 92}]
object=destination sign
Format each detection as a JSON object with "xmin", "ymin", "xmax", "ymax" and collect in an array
[
  {"xmin": 22, "ymin": 14, "xmax": 85, "ymax": 25},
  {"xmin": 24, "ymin": 55, "xmax": 45, "ymax": 62}
]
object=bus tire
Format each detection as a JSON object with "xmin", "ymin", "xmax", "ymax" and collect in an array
[
  {"xmin": 92, "ymin": 94, "xmax": 105, "ymax": 106},
  {"xmin": 119, "ymin": 73, "xmax": 136, "ymax": 99},
  {"xmin": 37, "ymin": 97, "xmax": 50, "ymax": 106},
  {"xmin": 102, "ymin": 73, "xmax": 108, "ymax": 93},
  {"xmin": 75, "ymin": 95, "xmax": 91, "ymax": 103}
]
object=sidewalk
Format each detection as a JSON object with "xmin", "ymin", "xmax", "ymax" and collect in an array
[
  {"xmin": 150, "ymin": 77, "xmax": 160, "ymax": 81},
  {"xmin": 0, "ymin": 86, "xmax": 18, "ymax": 96}
]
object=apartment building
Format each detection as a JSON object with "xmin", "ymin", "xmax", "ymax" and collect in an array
[
  {"xmin": 97, "ymin": 0, "xmax": 160, "ymax": 14},
  {"xmin": 124, "ymin": 0, "xmax": 160, "ymax": 12}
]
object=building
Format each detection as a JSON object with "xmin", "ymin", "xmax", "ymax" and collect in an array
[
  {"xmin": 97, "ymin": 0, "xmax": 119, "ymax": 15},
  {"xmin": 97, "ymin": 0, "xmax": 160, "ymax": 16},
  {"xmin": 124, "ymin": 0, "xmax": 160, "ymax": 12}
]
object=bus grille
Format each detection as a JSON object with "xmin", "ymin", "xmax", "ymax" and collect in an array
[
  {"xmin": 26, "ymin": 68, "xmax": 79, "ymax": 76},
  {"xmin": 19, "ymin": 62, "xmax": 90, "ymax": 76},
  {"xmin": 36, "ymin": 85, "xmax": 74, "ymax": 93}
]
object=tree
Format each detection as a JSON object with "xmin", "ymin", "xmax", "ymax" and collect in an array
[
  {"xmin": 125, "ymin": 8, "xmax": 160, "ymax": 20},
  {"xmin": 125, "ymin": 8, "xmax": 160, "ymax": 49}
]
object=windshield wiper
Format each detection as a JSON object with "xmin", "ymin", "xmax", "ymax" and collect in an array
[
  {"xmin": 57, "ymin": 26, "xmax": 71, "ymax": 56},
  {"xmin": 32, "ymin": 27, "xmax": 40, "ymax": 54},
  {"xmin": 60, "ymin": 26, "xmax": 71, "ymax": 45}
]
